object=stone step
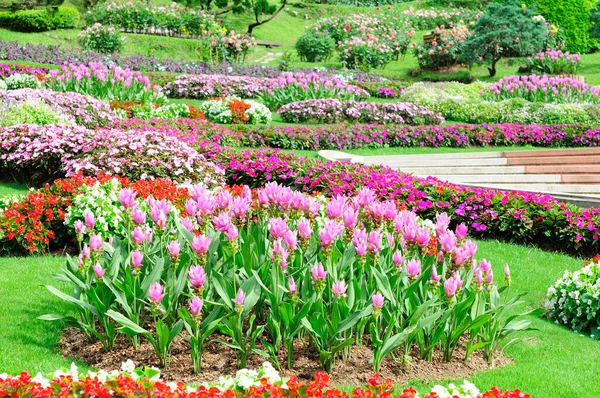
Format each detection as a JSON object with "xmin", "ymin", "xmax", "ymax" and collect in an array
[
  {"xmin": 504, "ymin": 148, "xmax": 600, "ymax": 158},
  {"xmin": 364, "ymin": 151, "xmax": 504, "ymax": 161},
  {"xmin": 561, "ymin": 175, "xmax": 600, "ymax": 183},
  {"xmin": 481, "ymin": 183, "xmax": 600, "ymax": 194},
  {"xmin": 427, "ymin": 174, "xmax": 562, "ymax": 183},
  {"xmin": 366, "ymin": 158, "xmax": 508, "ymax": 167},
  {"xmin": 507, "ymin": 156, "xmax": 600, "ymax": 166},
  {"xmin": 400, "ymin": 166, "xmax": 526, "ymax": 175},
  {"xmin": 524, "ymin": 165, "xmax": 600, "ymax": 174}
]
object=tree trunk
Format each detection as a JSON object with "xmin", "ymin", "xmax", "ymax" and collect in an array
[
  {"xmin": 488, "ymin": 58, "xmax": 499, "ymax": 77},
  {"xmin": 247, "ymin": 0, "xmax": 286, "ymax": 35}
]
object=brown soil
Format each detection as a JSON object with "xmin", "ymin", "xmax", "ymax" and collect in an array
[{"xmin": 60, "ymin": 328, "xmax": 511, "ymax": 385}]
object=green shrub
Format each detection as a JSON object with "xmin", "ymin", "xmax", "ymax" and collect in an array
[
  {"xmin": 0, "ymin": 101, "xmax": 68, "ymax": 127},
  {"xmin": 428, "ymin": 0, "xmax": 489, "ymax": 8},
  {"xmin": 295, "ymin": 31, "xmax": 335, "ymax": 62},
  {"xmin": 0, "ymin": 6, "xmax": 79, "ymax": 31},
  {"xmin": 51, "ymin": 6, "xmax": 80, "ymax": 28},
  {"xmin": 525, "ymin": 0, "xmax": 597, "ymax": 53},
  {"xmin": 77, "ymin": 23, "xmax": 124, "ymax": 54}
]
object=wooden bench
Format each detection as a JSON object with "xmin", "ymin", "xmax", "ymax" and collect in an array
[{"xmin": 255, "ymin": 40, "xmax": 283, "ymax": 49}]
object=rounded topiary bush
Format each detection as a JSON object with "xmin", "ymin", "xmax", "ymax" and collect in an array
[{"xmin": 295, "ymin": 31, "xmax": 335, "ymax": 62}]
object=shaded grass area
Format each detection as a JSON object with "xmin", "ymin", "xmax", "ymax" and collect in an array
[
  {"xmin": 0, "ymin": 241, "xmax": 596, "ymax": 397},
  {"xmin": 0, "ymin": 181, "xmax": 29, "ymax": 196}
]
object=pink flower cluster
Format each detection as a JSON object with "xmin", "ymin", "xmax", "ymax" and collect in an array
[
  {"xmin": 278, "ymin": 99, "xmax": 444, "ymax": 125},
  {"xmin": 529, "ymin": 49, "xmax": 581, "ymax": 75},
  {"xmin": 485, "ymin": 75, "xmax": 600, "ymax": 104}
]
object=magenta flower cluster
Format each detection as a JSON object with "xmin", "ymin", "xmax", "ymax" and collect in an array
[{"xmin": 278, "ymin": 99, "xmax": 444, "ymax": 125}]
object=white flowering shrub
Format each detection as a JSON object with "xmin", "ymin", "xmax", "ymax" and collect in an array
[
  {"xmin": 199, "ymin": 97, "xmax": 271, "ymax": 124},
  {"xmin": 545, "ymin": 260, "xmax": 600, "ymax": 338},
  {"xmin": 4, "ymin": 73, "xmax": 40, "ymax": 90}
]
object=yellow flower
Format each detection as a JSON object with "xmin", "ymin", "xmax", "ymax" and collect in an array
[{"xmin": 521, "ymin": 3, "xmax": 526, "ymax": 7}]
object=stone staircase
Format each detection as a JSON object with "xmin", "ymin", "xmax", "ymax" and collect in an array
[{"xmin": 318, "ymin": 148, "xmax": 600, "ymax": 207}]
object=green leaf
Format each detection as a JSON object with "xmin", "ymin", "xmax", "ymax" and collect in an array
[
  {"xmin": 106, "ymin": 310, "xmax": 148, "ymax": 335},
  {"xmin": 46, "ymin": 286, "xmax": 99, "ymax": 316}
]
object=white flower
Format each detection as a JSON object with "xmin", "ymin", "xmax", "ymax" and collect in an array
[
  {"xmin": 32, "ymin": 373, "xmax": 50, "ymax": 388},
  {"xmin": 121, "ymin": 359, "xmax": 136, "ymax": 373}
]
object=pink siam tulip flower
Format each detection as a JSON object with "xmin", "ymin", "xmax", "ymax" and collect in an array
[
  {"xmin": 356, "ymin": 187, "xmax": 376, "ymax": 207},
  {"xmin": 372, "ymin": 292, "xmax": 384, "ymax": 308},
  {"xmin": 89, "ymin": 234, "xmax": 103, "ymax": 251},
  {"xmin": 269, "ymin": 217, "xmax": 288, "ymax": 239},
  {"xmin": 438, "ymin": 231, "xmax": 457, "ymax": 253},
  {"xmin": 455, "ymin": 223, "xmax": 468, "ymax": 239},
  {"xmin": 326, "ymin": 195, "xmax": 346, "ymax": 219},
  {"xmin": 444, "ymin": 276, "xmax": 459, "ymax": 298},
  {"xmin": 93, "ymin": 262, "xmax": 105, "ymax": 278},
  {"xmin": 288, "ymin": 277, "xmax": 297, "ymax": 295},
  {"xmin": 182, "ymin": 217, "xmax": 195, "ymax": 233},
  {"xmin": 479, "ymin": 259, "xmax": 492, "ymax": 273},
  {"xmin": 216, "ymin": 190, "xmax": 232, "ymax": 209},
  {"xmin": 311, "ymin": 263, "xmax": 327, "ymax": 282},
  {"xmin": 367, "ymin": 230, "xmax": 382, "ymax": 254},
  {"xmin": 189, "ymin": 296, "xmax": 203, "ymax": 317},
  {"xmin": 212, "ymin": 212, "xmax": 232, "ymax": 233},
  {"xmin": 119, "ymin": 188, "xmax": 137, "ymax": 208},
  {"xmin": 84, "ymin": 210, "xmax": 96, "ymax": 229},
  {"xmin": 392, "ymin": 250, "xmax": 404, "ymax": 267},
  {"xmin": 189, "ymin": 265, "xmax": 207, "ymax": 290},
  {"xmin": 81, "ymin": 244, "xmax": 91, "ymax": 259},
  {"xmin": 430, "ymin": 266, "xmax": 442, "ymax": 284},
  {"xmin": 242, "ymin": 185, "xmax": 252, "ymax": 201},
  {"xmin": 257, "ymin": 190, "xmax": 269, "ymax": 207},
  {"xmin": 184, "ymin": 199, "xmax": 198, "ymax": 217},
  {"xmin": 415, "ymin": 227, "xmax": 430, "ymax": 247},
  {"xmin": 283, "ymin": 230, "xmax": 298, "ymax": 251},
  {"xmin": 167, "ymin": 241, "xmax": 181, "ymax": 259},
  {"xmin": 301, "ymin": 196, "xmax": 320, "ymax": 217},
  {"xmin": 132, "ymin": 227, "xmax": 146, "ymax": 245},
  {"xmin": 74, "ymin": 220, "xmax": 85, "ymax": 235},
  {"xmin": 331, "ymin": 280, "xmax": 348, "ymax": 297},
  {"xmin": 225, "ymin": 225, "xmax": 239, "ymax": 241},
  {"xmin": 145, "ymin": 230, "xmax": 153, "ymax": 244},
  {"xmin": 405, "ymin": 258, "xmax": 422, "ymax": 279},
  {"xmin": 474, "ymin": 268, "xmax": 484, "ymax": 286},
  {"xmin": 297, "ymin": 219, "xmax": 312, "ymax": 240},
  {"xmin": 132, "ymin": 207, "xmax": 146, "ymax": 225},
  {"xmin": 149, "ymin": 282, "xmax": 165, "ymax": 304},
  {"xmin": 191, "ymin": 234, "xmax": 211, "ymax": 255},
  {"xmin": 486, "ymin": 269, "xmax": 494, "ymax": 285},
  {"xmin": 504, "ymin": 264, "xmax": 511, "ymax": 278},
  {"xmin": 230, "ymin": 197, "xmax": 250, "ymax": 219},
  {"xmin": 435, "ymin": 212, "xmax": 451, "ymax": 235},
  {"xmin": 343, "ymin": 208, "xmax": 358, "ymax": 229},
  {"xmin": 195, "ymin": 193, "xmax": 217, "ymax": 216},
  {"xmin": 131, "ymin": 250, "xmax": 144, "ymax": 268},
  {"xmin": 233, "ymin": 288, "xmax": 245, "ymax": 312},
  {"xmin": 382, "ymin": 200, "xmax": 398, "ymax": 220},
  {"xmin": 319, "ymin": 219, "xmax": 343, "ymax": 247}
]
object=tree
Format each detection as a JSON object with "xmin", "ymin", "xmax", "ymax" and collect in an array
[
  {"xmin": 0, "ymin": 0, "xmax": 63, "ymax": 11},
  {"xmin": 460, "ymin": 0, "xmax": 547, "ymax": 77},
  {"xmin": 590, "ymin": 1, "xmax": 600, "ymax": 40},
  {"xmin": 175, "ymin": 0, "xmax": 286, "ymax": 35}
]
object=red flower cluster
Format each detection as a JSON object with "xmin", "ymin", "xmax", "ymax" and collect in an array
[
  {"xmin": 0, "ymin": 371, "xmax": 529, "ymax": 398},
  {"xmin": 0, "ymin": 174, "xmax": 193, "ymax": 254},
  {"xmin": 228, "ymin": 99, "xmax": 251, "ymax": 124}
]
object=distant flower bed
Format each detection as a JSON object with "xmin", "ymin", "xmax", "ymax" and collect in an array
[
  {"xmin": 402, "ymin": 7, "xmax": 481, "ymax": 30},
  {"xmin": 278, "ymin": 99, "xmax": 444, "ymax": 125},
  {"xmin": 485, "ymin": 75, "xmax": 600, "ymax": 104},
  {"xmin": 199, "ymin": 97, "xmax": 271, "ymax": 124},
  {"xmin": 0, "ymin": 88, "xmax": 116, "ymax": 128},
  {"xmin": 528, "ymin": 49, "xmax": 581, "ymax": 75},
  {"xmin": 0, "ymin": 63, "xmax": 47, "ymax": 78},
  {"xmin": 110, "ymin": 100, "xmax": 206, "ymax": 120},
  {"xmin": 164, "ymin": 73, "xmax": 369, "ymax": 109}
]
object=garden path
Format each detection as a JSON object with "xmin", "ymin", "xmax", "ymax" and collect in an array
[{"xmin": 319, "ymin": 148, "xmax": 600, "ymax": 207}]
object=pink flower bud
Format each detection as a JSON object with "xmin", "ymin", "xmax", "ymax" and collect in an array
[
  {"xmin": 84, "ymin": 210, "xmax": 96, "ymax": 229},
  {"xmin": 93, "ymin": 262, "xmax": 105, "ymax": 278}
]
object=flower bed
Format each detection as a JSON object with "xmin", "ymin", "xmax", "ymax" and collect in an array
[
  {"xmin": 110, "ymin": 101, "xmax": 206, "ymax": 120},
  {"xmin": 0, "ymin": 124, "xmax": 224, "ymax": 186},
  {"xmin": 278, "ymin": 99, "xmax": 444, "ymax": 125},
  {"xmin": 199, "ymin": 97, "xmax": 271, "ymax": 124},
  {"xmin": 0, "ymin": 363, "xmax": 529, "ymax": 398},
  {"xmin": 485, "ymin": 75, "xmax": 600, "ymax": 104},
  {"xmin": 402, "ymin": 7, "xmax": 481, "ymax": 30},
  {"xmin": 528, "ymin": 50, "xmax": 581, "ymax": 75},
  {"xmin": 45, "ymin": 177, "xmax": 531, "ymax": 374},
  {"xmin": 545, "ymin": 256, "xmax": 600, "ymax": 338},
  {"xmin": 164, "ymin": 73, "xmax": 369, "ymax": 108},
  {"xmin": 0, "ymin": 63, "xmax": 47, "ymax": 78},
  {"xmin": 47, "ymin": 62, "xmax": 165, "ymax": 104},
  {"xmin": 402, "ymin": 82, "xmax": 600, "ymax": 124},
  {"xmin": 0, "ymin": 89, "xmax": 117, "ymax": 129}
]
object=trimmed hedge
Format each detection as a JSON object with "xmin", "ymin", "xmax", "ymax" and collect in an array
[{"xmin": 0, "ymin": 6, "xmax": 79, "ymax": 32}]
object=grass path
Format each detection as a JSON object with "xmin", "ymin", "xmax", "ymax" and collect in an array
[{"xmin": 0, "ymin": 241, "xmax": 598, "ymax": 396}]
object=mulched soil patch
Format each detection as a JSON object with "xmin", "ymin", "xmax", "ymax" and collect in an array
[{"xmin": 61, "ymin": 327, "xmax": 512, "ymax": 385}]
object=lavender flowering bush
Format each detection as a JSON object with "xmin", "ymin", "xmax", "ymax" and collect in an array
[
  {"xmin": 0, "ymin": 89, "xmax": 117, "ymax": 128},
  {"xmin": 278, "ymin": 99, "xmax": 444, "ymax": 125},
  {"xmin": 0, "ymin": 124, "xmax": 224, "ymax": 186},
  {"xmin": 485, "ymin": 75, "xmax": 600, "ymax": 104}
]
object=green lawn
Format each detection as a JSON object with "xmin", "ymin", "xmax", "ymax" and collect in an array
[
  {"xmin": 0, "ymin": 241, "xmax": 597, "ymax": 396},
  {"xmin": 0, "ymin": 181, "xmax": 29, "ymax": 197}
]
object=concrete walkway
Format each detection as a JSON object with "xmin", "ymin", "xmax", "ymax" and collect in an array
[{"xmin": 318, "ymin": 148, "xmax": 600, "ymax": 207}]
